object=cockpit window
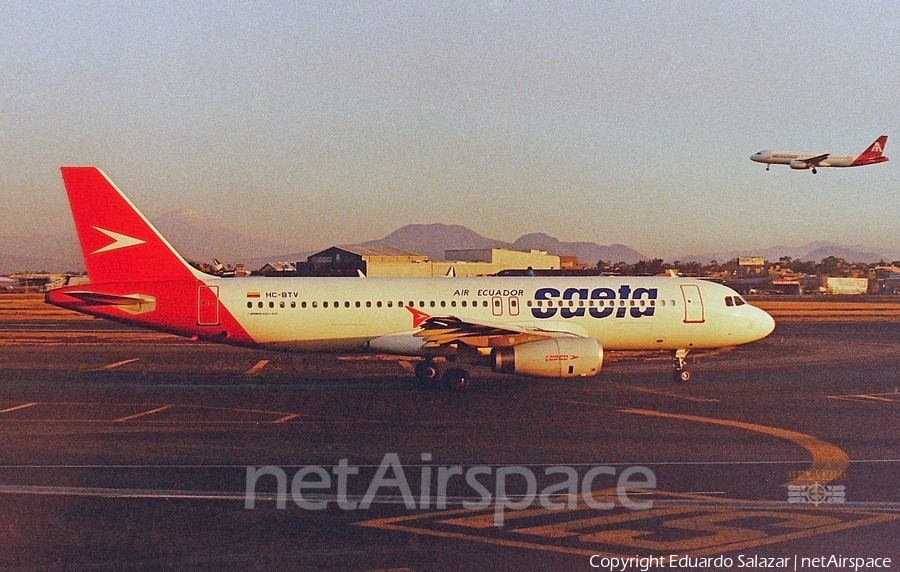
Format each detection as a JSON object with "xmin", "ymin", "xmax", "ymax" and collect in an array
[{"xmin": 725, "ymin": 296, "xmax": 747, "ymax": 307}]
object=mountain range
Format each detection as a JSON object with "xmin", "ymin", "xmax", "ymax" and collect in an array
[
  {"xmin": 1, "ymin": 209, "xmax": 898, "ymax": 273},
  {"xmin": 360, "ymin": 224, "xmax": 645, "ymax": 266}
]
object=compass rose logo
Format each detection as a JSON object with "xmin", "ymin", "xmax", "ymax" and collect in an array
[{"xmin": 788, "ymin": 482, "xmax": 845, "ymax": 506}]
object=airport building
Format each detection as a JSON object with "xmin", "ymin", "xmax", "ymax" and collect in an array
[{"xmin": 294, "ymin": 246, "xmax": 562, "ymax": 277}]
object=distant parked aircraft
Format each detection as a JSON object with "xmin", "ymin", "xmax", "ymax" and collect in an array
[{"xmin": 751, "ymin": 136, "xmax": 888, "ymax": 174}]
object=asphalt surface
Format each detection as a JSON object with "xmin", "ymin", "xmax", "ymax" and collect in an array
[{"xmin": 0, "ymin": 320, "xmax": 898, "ymax": 570}]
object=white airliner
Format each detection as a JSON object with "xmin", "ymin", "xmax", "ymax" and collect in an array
[
  {"xmin": 751, "ymin": 135, "xmax": 888, "ymax": 174},
  {"xmin": 46, "ymin": 167, "xmax": 775, "ymax": 388}
]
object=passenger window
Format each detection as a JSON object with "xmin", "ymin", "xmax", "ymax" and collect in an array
[
  {"xmin": 366, "ymin": 301, "xmax": 372, "ymax": 308},
  {"xmin": 269, "ymin": 301, "xmax": 274, "ymax": 308},
  {"xmin": 312, "ymin": 301, "xmax": 318, "ymax": 308},
  {"xmin": 280, "ymin": 301, "xmax": 285, "ymax": 308},
  {"xmin": 291, "ymin": 301, "xmax": 296, "ymax": 308},
  {"xmin": 377, "ymin": 301, "xmax": 382, "ymax": 308},
  {"xmin": 247, "ymin": 301, "xmax": 252, "ymax": 309},
  {"xmin": 344, "ymin": 301, "xmax": 350, "ymax": 308},
  {"xmin": 258, "ymin": 301, "xmax": 263, "ymax": 308},
  {"xmin": 440, "ymin": 301, "xmax": 446, "ymax": 307}
]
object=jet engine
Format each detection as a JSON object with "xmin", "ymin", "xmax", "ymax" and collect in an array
[
  {"xmin": 491, "ymin": 338, "xmax": 602, "ymax": 378},
  {"xmin": 789, "ymin": 160, "xmax": 809, "ymax": 170}
]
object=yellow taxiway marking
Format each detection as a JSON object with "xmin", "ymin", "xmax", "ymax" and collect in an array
[
  {"xmin": 114, "ymin": 405, "xmax": 173, "ymax": 422},
  {"xmin": 620, "ymin": 408, "xmax": 849, "ymax": 487},
  {"xmin": 273, "ymin": 413, "xmax": 300, "ymax": 423},
  {"xmin": 356, "ymin": 490, "xmax": 899, "ymax": 561},
  {"xmin": 0, "ymin": 402, "xmax": 38, "ymax": 415},
  {"xmin": 244, "ymin": 360, "xmax": 269, "ymax": 375}
]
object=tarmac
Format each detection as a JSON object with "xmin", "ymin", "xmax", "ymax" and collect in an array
[{"xmin": 0, "ymin": 301, "xmax": 898, "ymax": 570}]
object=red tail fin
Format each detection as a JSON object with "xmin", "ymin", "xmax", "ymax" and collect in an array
[
  {"xmin": 60, "ymin": 167, "xmax": 202, "ymax": 283},
  {"xmin": 851, "ymin": 135, "xmax": 888, "ymax": 166}
]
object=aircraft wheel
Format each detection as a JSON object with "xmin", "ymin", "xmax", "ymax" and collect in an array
[
  {"xmin": 442, "ymin": 368, "xmax": 470, "ymax": 392},
  {"xmin": 674, "ymin": 369, "xmax": 692, "ymax": 383},
  {"xmin": 812, "ymin": 168, "xmax": 817, "ymax": 174},
  {"xmin": 414, "ymin": 360, "xmax": 440, "ymax": 390}
]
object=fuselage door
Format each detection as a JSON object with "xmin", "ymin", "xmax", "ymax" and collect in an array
[
  {"xmin": 680, "ymin": 284, "xmax": 705, "ymax": 323},
  {"xmin": 198, "ymin": 284, "xmax": 220, "ymax": 326}
]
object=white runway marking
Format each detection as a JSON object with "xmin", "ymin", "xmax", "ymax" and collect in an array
[
  {"xmin": 114, "ymin": 404, "xmax": 173, "ymax": 422},
  {"xmin": 90, "ymin": 358, "xmax": 140, "ymax": 371},
  {"xmin": 827, "ymin": 392, "xmax": 900, "ymax": 404},
  {"xmin": 244, "ymin": 360, "xmax": 269, "ymax": 375},
  {"xmin": 623, "ymin": 385, "xmax": 719, "ymax": 403},
  {"xmin": 0, "ymin": 402, "xmax": 38, "ymax": 415}
]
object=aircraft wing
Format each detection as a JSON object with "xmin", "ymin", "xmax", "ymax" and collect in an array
[
  {"xmin": 414, "ymin": 315, "xmax": 584, "ymax": 348},
  {"xmin": 802, "ymin": 153, "xmax": 830, "ymax": 165}
]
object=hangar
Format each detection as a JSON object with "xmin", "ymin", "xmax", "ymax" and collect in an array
[{"xmin": 294, "ymin": 246, "xmax": 562, "ymax": 277}]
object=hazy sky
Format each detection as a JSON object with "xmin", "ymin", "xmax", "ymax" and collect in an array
[{"xmin": 2, "ymin": 1, "xmax": 899, "ymax": 259}]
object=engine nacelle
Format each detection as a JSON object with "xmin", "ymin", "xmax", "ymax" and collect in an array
[
  {"xmin": 789, "ymin": 160, "xmax": 809, "ymax": 170},
  {"xmin": 492, "ymin": 338, "xmax": 602, "ymax": 378}
]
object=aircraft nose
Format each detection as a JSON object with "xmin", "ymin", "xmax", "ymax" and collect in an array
[{"xmin": 750, "ymin": 307, "xmax": 776, "ymax": 339}]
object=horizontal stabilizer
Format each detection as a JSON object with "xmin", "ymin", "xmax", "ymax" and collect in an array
[{"xmin": 63, "ymin": 291, "xmax": 157, "ymax": 315}]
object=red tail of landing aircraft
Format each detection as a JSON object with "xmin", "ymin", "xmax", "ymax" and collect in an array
[
  {"xmin": 47, "ymin": 167, "xmax": 254, "ymax": 345},
  {"xmin": 851, "ymin": 135, "xmax": 889, "ymax": 166}
]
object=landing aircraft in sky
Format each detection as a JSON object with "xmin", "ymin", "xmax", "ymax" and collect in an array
[
  {"xmin": 751, "ymin": 135, "xmax": 888, "ymax": 174},
  {"xmin": 46, "ymin": 167, "xmax": 775, "ymax": 388}
]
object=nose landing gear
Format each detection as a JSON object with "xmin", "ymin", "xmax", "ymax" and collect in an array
[{"xmin": 673, "ymin": 349, "xmax": 692, "ymax": 383}]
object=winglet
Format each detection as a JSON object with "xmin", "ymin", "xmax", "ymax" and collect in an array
[
  {"xmin": 60, "ymin": 167, "xmax": 204, "ymax": 283},
  {"xmin": 851, "ymin": 135, "xmax": 889, "ymax": 166}
]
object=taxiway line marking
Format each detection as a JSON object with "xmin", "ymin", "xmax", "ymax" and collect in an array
[
  {"xmin": 0, "ymin": 402, "xmax": 38, "ymax": 415},
  {"xmin": 620, "ymin": 408, "xmax": 849, "ymax": 487},
  {"xmin": 114, "ymin": 405, "xmax": 173, "ymax": 422},
  {"xmin": 273, "ymin": 413, "xmax": 300, "ymax": 423},
  {"xmin": 244, "ymin": 360, "xmax": 269, "ymax": 375}
]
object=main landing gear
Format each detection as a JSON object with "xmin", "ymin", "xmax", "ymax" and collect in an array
[
  {"xmin": 673, "ymin": 349, "xmax": 692, "ymax": 383},
  {"xmin": 414, "ymin": 359, "xmax": 471, "ymax": 391},
  {"xmin": 811, "ymin": 167, "xmax": 817, "ymax": 174}
]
